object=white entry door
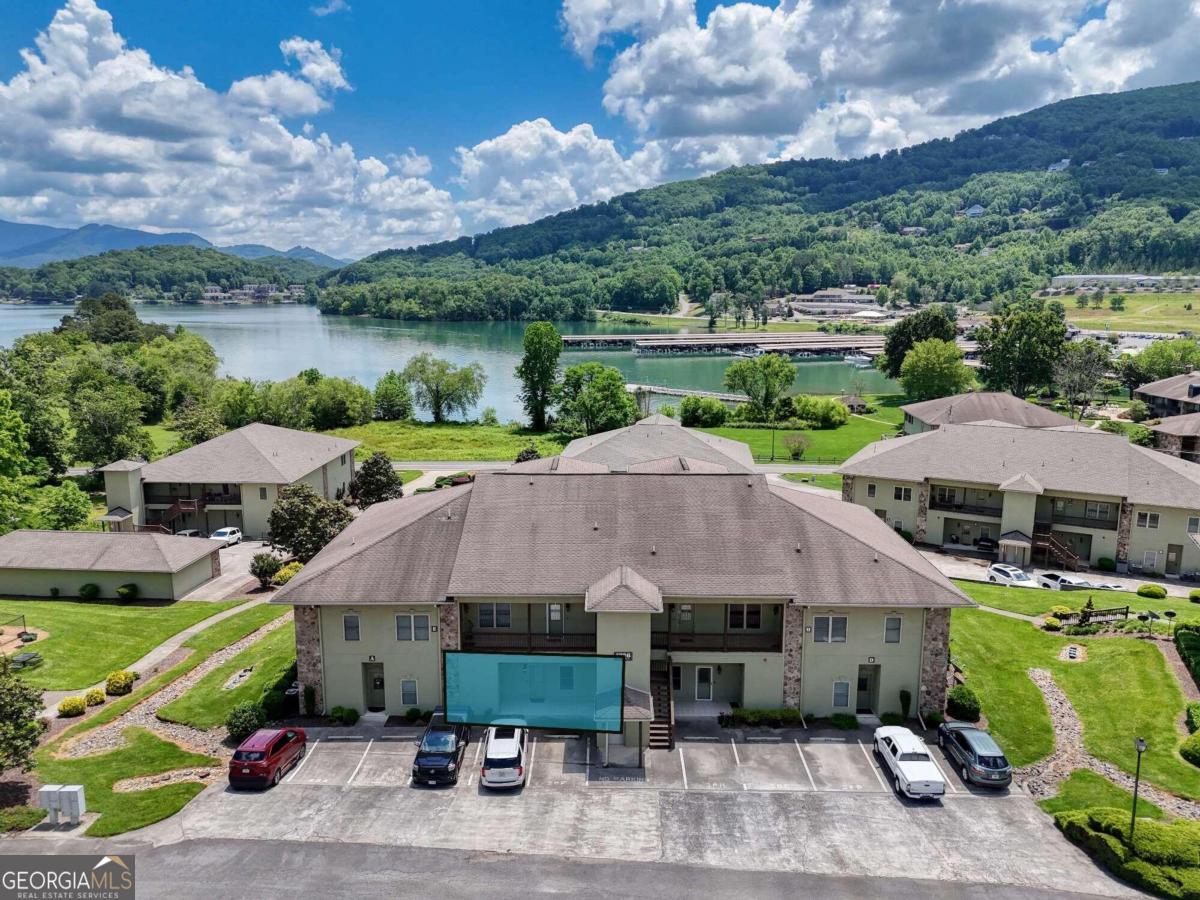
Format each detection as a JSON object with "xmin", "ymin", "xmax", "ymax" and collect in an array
[{"xmin": 696, "ymin": 666, "xmax": 714, "ymax": 701}]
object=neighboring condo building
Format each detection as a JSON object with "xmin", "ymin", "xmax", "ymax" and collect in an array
[
  {"xmin": 99, "ymin": 423, "xmax": 359, "ymax": 539},
  {"xmin": 840, "ymin": 422, "xmax": 1200, "ymax": 575},
  {"xmin": 273, "ymin": 419, "xmax": 970, "ymax": 754},
  {"xmin": 900, "ymin": 391, "xmax": 1074, "ymax": 434},
  {"xmin": 1134, "ymin": 372, "xmax": 1200, "ymax": 418}
]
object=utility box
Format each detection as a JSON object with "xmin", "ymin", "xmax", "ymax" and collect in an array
[
  {"xmin": 37, "ymin": 784, "xmax": 63, "ymax": 825},
  {"xmin": 59, "ymin": 785, "xmax": 86, "ymax": 824}
]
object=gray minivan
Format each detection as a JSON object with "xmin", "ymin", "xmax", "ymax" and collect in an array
[{"xmin": 937, "ymin": 721, "xmax": 1012, "ymax": 788}]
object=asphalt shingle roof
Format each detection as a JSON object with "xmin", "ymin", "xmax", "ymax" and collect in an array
[
  {"xmin": 113, "ymin": 423, "xmax": 359, "ymax": 485},
  {"xmin": 840, "ymin": 422, "xmax": 1200, "ymax": 508},
  {"xmin": 585, "ymin": 566, "xmax": 663, "ymax": 613},
  {"xmin": 1135, "ymin": 371, "xmax": 1200, "ymax": 403},
  {"xmin": 1150, "ymin": 412, "xmax": 1200, "ymax": 436},
  {"xmin": 0, "ymin": 530, "xmax": 215, "ymax": 574},
  {"xmin": 901, "ymin": 392, "xmax": 1073, "ymax": 428},
  {"xmin": 562, "ymin": 417, "xmax": 754, "ymax": 471}
]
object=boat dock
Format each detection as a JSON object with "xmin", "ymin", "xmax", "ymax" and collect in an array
[
  {"xmin": 626, "ymin": 384, "xmax": 748, "ymax": 402},
  {"xmin": 563, "ymin": 332, "xmax": 888, "ymax": 354}
]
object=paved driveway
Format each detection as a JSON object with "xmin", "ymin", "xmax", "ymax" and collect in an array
[
  {"xmin": 180, "ymin": 540, "xmax": 265, "ymax": 601},
  {"xmin": 144, "ymin": 731, "xmax": 1132, "ymax": 897}
]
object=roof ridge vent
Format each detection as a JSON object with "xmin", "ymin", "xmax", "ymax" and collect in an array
[{"xmin": 650, "ymin": 544, "xmax": 657, "ymax": 555}]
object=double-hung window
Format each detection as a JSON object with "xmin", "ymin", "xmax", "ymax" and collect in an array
[
  {"xmin": 813, "ymin": 615, "xmax": 847, "ymax": 643},
  {"xmin": 343, "ymin": 614, "xmax": 360, "ymax": 642},
  {"xmin": 832, "ymin": 681, "xmax": 850, "ymax": 708},
  {"xmin": 727, "ymin": 604, "xmax": 762, "ymax": 630},
  {"xmin": 478, "ymin": 603, "xmax": 511, "ymax": 629},
  {"xmin": 866, "ymin": 483, "xmax": 877, "ymax": 499},
  {"xmin": 400, "ymin": 679, "xmax": 418, "ymax": 706},
  {"xmin": 396, "ymin": 614, "xmax": 430, "ymax": 641},
  {"xmin": 1136, "ymin": 511, "xmax": 1160, "ymax": 529},
  {"xmin": 884, "ymin": 616, "xmax": 902, "ymax": 644},
  {"xmin": 893, "ymin": 486, "xmax": 912, "ymax": 502},
  {"xmin": 1189, "ymin": 516, "xmax": 1200, "ymax": 535}
]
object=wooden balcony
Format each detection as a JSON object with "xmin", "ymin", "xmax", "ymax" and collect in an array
[
  {"xmin": 929, "ymin": 498, "xmax": 1003, "ymax": 517},
  {"xmin": 460, "ymin": 631, "xmax": 597, "ymax": 652},
  {"xmin": 650, "ymin": 631, "xmax": 782, "ymax": 652}
]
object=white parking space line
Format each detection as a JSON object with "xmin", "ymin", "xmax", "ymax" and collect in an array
[
  {"xmin": 285, "ymin": 738, "xmax": 319, "ymax": 783},
  {"xmin": 929, "ymin": 752, "xmax": 958, "ymax": 793},
  {"xmin": 793, "ymin": 740, "xmax": 816, "ymax": 790},
  {"xmin": 585, "ymin": 740, "xmax": 590, "ymax": 768},
  {"xmin": 858, "ymin": 741, "xmax": 888, "ymax": 790},
  {"xmin": 526, "ymin": 735, "xmax": 537, "ymax": 787},
  {"xmin": 730, "ymin": 738, "xmax": 741, "ymax": 766},
  {"xmin": 679, "ymin": 748, "xmax": 688, "ymax": 790},
  {"xmin": 347, "ymin": 739, "xmax": 372, "ymax": 785},
  {"xmin": 473, "ymin": 737, "xmax": 483, "ymax": 765}
]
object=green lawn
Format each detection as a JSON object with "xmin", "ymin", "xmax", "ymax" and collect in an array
[
  {"xmin": 158, "ymin": 621, "xmax": 295, "ymax": 728},
  {"xmin": 36, "ymin": 728, "xmax": 215, "ymax": 837},
  {"xmin": 960, "ymin": 580, "xmax": 1200, "ymax": 624},
  {"xmin": 1038, "ymin": 769, "xmax": 1163, "ymax": 819},
  {"xmin": 0, "ymin": 599, "xmax": 244, "ymax": 690},
  {"xmin": 703, "ymin": 415, "xmax": 901, "ymax": 463},
  {"xmin": 951, "ymin": 608, "xmax": 1200, "ymax": 799},
  {"xmin": 781, "ymin": 472, "xmax": 844, "ymax": 491},
  {"xmin": 327, "ymin": 421, "xmax": 567, "ymax": 462},
  {"xmin": 1064, "ymin": 292, "xmax": 1200, "ymax": 334},
  {"xmin": 397, "ymin": 469, "xmax": 422, "ymax": 484},
  {"xmin": 143, "ymin": 424, "xmax": 180, "ymax": 456}
]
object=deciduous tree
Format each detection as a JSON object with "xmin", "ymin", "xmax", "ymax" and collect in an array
[
  {"xmin": 977, "ymin": 308, "xmax": 1067, "ymax": 397},
  {"xmin": 0, "ymin": 659, "xmax": 47, "ymax": 772},
  {"xmin": 515, "ymin": 321, "xmax": 561, "ymax": 431},
  {"xmin": 556, "ymin": 362, "xmax": 638, "ymax": 435},
  {"xmin": 351, "ymin": 452, "xmax": 404, "ymax": 508},
  {"xmin": 1054, "ymin": 339, "xmax": 1111, "ymax": 420},
  {"xmin": 373, "ymin": 370, "xmax": 413, "ymax": 421},
  {"xmin": 899, "ymin": 339, "xmax": 974, "ymax": 401},
  {"xmin": 879, "ymin": 305, "xmax": 956, "ymax": 378},
  {"xmin": 402, "ymin": 353, "xmax": 486, "ymax": 423},
  {"xmin": 268, "ymin": 483, "xmax": 353, "ymax": 563},
  {"xmin": 723, "ymin": 354, "xmax": 797, "ymax": 421},
  {"xmin": 38, "ymin": 480, "xmax": 92, "ymax": 530}
]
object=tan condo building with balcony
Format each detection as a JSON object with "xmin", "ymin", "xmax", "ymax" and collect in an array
[{"xmin": 839, "ymin": 421, "xmax": 1200, "ymax": 576}]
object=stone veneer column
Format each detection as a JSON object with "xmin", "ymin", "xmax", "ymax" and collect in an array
[
  {"xmin": 914, "ymin": 480, "xmax": 930, "ymax": 544},
  {"xmin": 919, "ymin": 608, "xmax": 950, "ymax": 716},
  {"xmin": 841, "ymin": 475, "xmax": 855, "ymax": 502},
  {"xmin": 438, "ymin": 603, "xmax": 461, "ymax": 651},
  {"xmin": 782, "ymin": 603, "xmax": 804, "ymax": 708},
  {"xmin": 1156, "ymin": 433, "xmax": 1183, "ymax": 458},
  {"xmin": 293, "ymin": 605, "xmax": 324, "ymax": 715},
  {"xmin": 1116, "ymin": 500, "xmax": 1133, "ymax": 566}
]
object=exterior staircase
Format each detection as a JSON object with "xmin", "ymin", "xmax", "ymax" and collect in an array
[
  {"xmin": 649, "ymin": 671, "xmax": 675, "ymax": 751},
  {"xmin": 1034, "ymin": 531, "xmax": 1079, "ymax": 570},
  {"xmin": 159, "ymin": 497, "xmax": 204, "ymax": 528}
]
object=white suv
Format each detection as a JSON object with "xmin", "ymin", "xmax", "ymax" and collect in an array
[
  {"xmin": 986, "ymin": 563, "xmax": 1034, "ymax": 587},
  {"xmin": 209, "ymin": 527, "xmax": 242, "ymax": 547},
  {"xmin": 480, "ymin": 726, "xmax": 527, "ymax": 789}
]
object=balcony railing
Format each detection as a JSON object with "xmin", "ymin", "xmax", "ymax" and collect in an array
[
  {"xmin": 145, "ymin": 491, "xmax": 242, "ymax": 506},
  {"xmin": 461, "ymin": 632, "xmax": 597, "ymax": 652},
  {"xmin": 928, "ymin": 498, "xmax": 1003, "ymax": 517},
  {"xmin": 650, "ymin": 632, "xmax": 782, "ymax": 652},
  {"xmin": 1036, "ymin": 514, "xmax": 1119, "ymax": 531}
]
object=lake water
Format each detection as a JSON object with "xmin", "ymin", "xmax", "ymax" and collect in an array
[{"xmin": 0, "ymin": 303, "xmax": 897, "ymax": 421}]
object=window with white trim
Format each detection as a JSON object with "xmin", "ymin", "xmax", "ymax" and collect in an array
[
  {"xmin": 832, "ymin": 681, "xmax": 850, "ymax": 709},
  {"xmin": 400, "ymin": 679, "xmax": 418, "ymax": 707},
  {"xmin": 478, "ymin": 603, "xmax": 511, "ymax": 629},
  {"xmin": 343, "ymin": 614, "xmax": 360, "ymax": 642},
  {"xmin": 884, "ymin": 616, "xmax": 902, "ymax": 644},
  {"xmin": 1189, "ymin": 516, "xmax": 1200, "ymax": 534},
  {"xmin": 259, "ymin": 487, "xmax": 268, "ymax": 500},
  {"xmin": 396, "ymin": 614, "xmax": 430, "ymax": 641},
  {"xmin": 893, "ymin": 486, "xmax": 912, "ymax": 502},
  {"xmin": 1136, "ymin": 511, "xmax": 1160, "ymax": 529},
  {"xmin": 728, "ymin": 603, "xmax": 762, "ymax": 630},
  {"xmin": 866, "ymin": 483, "xmax": 876, "ymax": 499},
  {"xmin": 813, "ymin": 615, "xmax": 847, "ymax": 643},
  {"xmin": 1084, "ymin": 501, "xmax": 1110, "ymax": 520}
]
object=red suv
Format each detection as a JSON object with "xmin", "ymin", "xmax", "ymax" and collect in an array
[{"xmin": 229, "ymin": 728, "xmax": 306, "ymax": 789}]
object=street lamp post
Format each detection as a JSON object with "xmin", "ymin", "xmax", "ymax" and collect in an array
[{"xmin": 1131, "ymin": 737, "xmax": 1147, "ymax": 845}]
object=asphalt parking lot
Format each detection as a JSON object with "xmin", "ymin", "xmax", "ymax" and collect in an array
[{"xmin": 280, "ymin": 730, "xmax": 981, "ymax": 798}]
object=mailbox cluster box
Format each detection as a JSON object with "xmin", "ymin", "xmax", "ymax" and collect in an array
[{"xmin": 37, "ymin": 784, "xmax": 86, "ymax": 824}]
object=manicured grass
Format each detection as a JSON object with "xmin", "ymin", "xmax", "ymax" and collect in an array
[
  {"xmin": 397, "ymin": 469, "xmax": 422, "ymax": 484},
  {"xmin": 959, "ymin": 580, "xmax": 1200, "ymax": 624},
  {"xmin": 158, "ymin": 621, "xmax": 295, "ymax": 728},
  {"xmin": 1064, "ymin": 292, "xmax": 1200, "ymax": 334},
  {"xmin": 0, "ymin": 599, "xmax": 244, "ymax": 690},
  {"xmin": 143, "ymin": 424, "xmax": 180, "ymax": 456},
  {"xmin": 1038, "ymin": 769, "xmax": 1163, "ymax": 819},
  {"xmin": 180, "ymin": 602, "xmax": 289, "ymax": 654},
  {"xmin": 327, "ymin": 421, "xmax": 566, "ymax": 462},
  {"xmin": 36, "ymin": 728, "xmax": 215, "ymax": 837},
  {"xmin": 0, "ymin": 806, "xmax": 47, "ymax": 832},
  {"xmin": 951, "ymin": 608, "xmax": 1200, "ymax": 798},
  {"xmin": 781, "ymin": 472, "xmax": 843, "ymax": 491},
  {"xmin": 702, "ymin": 414, "xmax": 901, "ymax": 463}
]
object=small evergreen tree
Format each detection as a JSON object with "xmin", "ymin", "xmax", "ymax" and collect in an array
[{"xmin": 352, "ymin": 452, "xmax": 404, "ymax": 508}]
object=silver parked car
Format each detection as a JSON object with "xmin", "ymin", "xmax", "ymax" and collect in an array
[{"xmin": 937, "ymin": 722, "xmax": 1012, "ymax": 788}]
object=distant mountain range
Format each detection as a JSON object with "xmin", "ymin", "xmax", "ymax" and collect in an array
[{"xmin": 0, "ymin": 219, "xmax": 351, "ymax": 269}]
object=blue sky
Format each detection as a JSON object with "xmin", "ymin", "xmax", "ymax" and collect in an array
[{"xmin": 0, "ymin": 0, "xmax": 1195, "ymax": 257}]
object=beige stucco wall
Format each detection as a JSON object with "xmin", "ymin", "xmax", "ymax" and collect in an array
[
  {"xmin": 318, "ymin": 604, "xmax": 443, "ymax": 714},
  {"xmin": 1000, "ymin": 491, "xmax": 1037, "ymax": 536},
  {"xmin": 596, "ymin": 612, "xmax": 651, "ymax": 692},
  {"xmin": 102, "ymin": 468, "xmax": 143, "ymax": 528},
  {"xmin": 171, "ymin": 553, "xmax": 219, "ymax": 599},
  {"xmin": 669, "ymin": 652, "xmax": 784, "ymax": 707},
  {"xmin": 1126, "ymin": 505, "xmax": 1200, "ymax": 574},
  {"xmin": 799, "ymin": 606, "xmax": 924, "ymax": 718},
  {"xmin": 240, "ymin": 484, "xmax": 278, "ymax": 540},
  {"xmin": 0, "ymin": 568, "xmax": 177, "ymax": 600},
  {"xmin": 846, "ymin": 476, "xmax": 920, "ymax": 533}
]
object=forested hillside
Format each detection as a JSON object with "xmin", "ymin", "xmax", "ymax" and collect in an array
[
  {"xmin": 319, "ymin": 81, "xmax": 1200, "ymax": 321},
  {"xmin": 0, "ymin": 246, "xmax": 326, "ymax": 302}
]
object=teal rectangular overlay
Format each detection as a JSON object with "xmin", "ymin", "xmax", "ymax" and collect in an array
[{"xmin": 443, "ymin": 652, "xmax": 625, "ymax": 733}]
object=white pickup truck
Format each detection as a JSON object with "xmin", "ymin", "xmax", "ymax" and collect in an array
[{"xmin": 873, "ymin": 725, "xmax": 946, "ymax": 800}]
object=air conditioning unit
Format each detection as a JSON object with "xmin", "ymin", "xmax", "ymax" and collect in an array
[
  {"xmin": 59, "ymin": 785, "xmax": 86, "ymax": 825},
  {"xmin": 37, "ymin": 784, "xmax": 63, "ymax": 825}
]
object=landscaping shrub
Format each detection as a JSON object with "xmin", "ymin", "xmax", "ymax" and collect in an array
[
  {"xmin": 946, "ymin": 684, "xmax": 982, "ymax": 722},
  {"xmin": 1182, "ymin": 733, "xmax": 1200, "ymax": 769},
  {"xmin": 1190, "ymin": 590, "xmax": 1200, "ymax": 603},
  {"xmin": 1187, "ymin": 702, "xmax": 1200, "ymax": 735},
  {"xmin": 899, "ymin": 689, "xmax": 911, "ymax": 718},
  {"xmin": 898, "ymin": 529, "xmax": 914, "ymax": 544},
  {"xmin": 115, "ymin": 583, "xmax": 139, "ymax": 601},
  {"xmin": 924, "ymin": 711, "xmax": 944, "ymax": 725},
  {"xmin": 830, "ymin": 713, "xmax": 858, "ymax": 729},
  {"xmin": 226, "ymin": 701, "xmax": 266, "ymax": 743},
  {"xmin": 514, "ymin": 444, "xmax": 541, "ymax": 464},
  {"xmin": 404, "ymin": 707, "xmax": 423, "ymax": 723},
  {"xmin": 879, "ymin": 712, "xmax": 905, "ymax": 726},
  {"xmin": 1050, "ymin": 605, "xmax": 1075, "ymax": 617},
  {"xmin": 56, "ymin": 696, "xmax": 86, "ymax": 717},
  {"xmin": 250, "ymin": 553, "xmax": 283, "ymax": 590},
  {"xmin": 260, "ymin": 690, "xmax": 288, "ymax": 721},
  {"xmin": 1138, "ymin": 583, "xmax": 1168, "ymax": 600},
  {"xmin": 337, "ymin": 706, "xmax": 360, "ymax": 726},
  {"xmin": 84, "ymin": 688, "xmax": 105, "ymax": 707},
  {"xmin": 271, "ymin": 561, "xmax": 303, "ymax": 586},
  {"xmin": 303, "ymin": 684, "xmax": 316, "ymax": 716},
  {"xmin": 49, "ymin": 587, "xmax": 59, "ymax": 598},
  {"xmin": 718, "ymin": 708, "xmax": 806, "ymax": 728},
  {"xmin": 782, "ymin": 432, "xmax": 809, "ymax": 460},
  {"xmin": 1097, "ymin": 557, "xmax": 1117, "ymax": 572},
  {"xmin": 1056, "ymin": 807, "xmax": 1200, "ymax": 898},
  {"xmin": 1043, "ymin": 616, "xmax": 1063, "ymax": 632},
  {"xmin": 105, "ymin": 669, "xmax": 135, "ymax": 696},
  {"xmin": 1065, "ymin": 624, "xmax": 1104, "ymax": 636},
  {"xmin": 78, "ymin": 583, "xmax": 100, "ymax": 600},
  {"xmin": 679, "ymin": 395, "xmax": 729, "ymax": 428}
]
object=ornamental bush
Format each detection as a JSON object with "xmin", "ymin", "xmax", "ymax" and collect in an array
[
  {"xmin": 1043, "ymin": 616, "xmax": 1063, "ymax": 632},
  {"xmin": 271, "ymin": 561, "xmax": 303, "ymax": 586},
  {"xmin": 57, "ymin": 696, "xmax": 86, "ymax": 717},
  {"xmin": 84, "ymin": 688, "xmax": 105, "ymax": 707},
  {"xmin": 1182, "ymin": 733, "xmax": 1200, "ymax": 769},
  {"xmin": 1187, "ymin": 702, "xmax": 1200, "ymax": 735},
  {"xmin": 1138, "ymin": 583, "xmax": 1168, "ymax": 599},
  {"xmin": 1189, "ymin": 589, "xmax": 1200, "ymax": 603},
  {"xmin": 115, "ymin": 583, "xmax": 139, "ymax": 601},
  {"xmin": 226, "ymin": 701, "xmax": 266, "ymax": 743},
  {"xmin": 1097, "ymin": 557, "xmax": 1117, "ymax": 572},
  {"xmin": 78, "ymin": 583, "xmax": 100, "ymax": 600},
  {"xmin": 250, "ymin": 553, "xmax": 284, "ymax": 590},
  {"xmin": 946, "ymin": 684, "xmax": 982, "ymax": 722},
  {"xmin": 1050, "ymin": 605, "xmax": 1074, "ymax": 617},
  {"xmin": 105, "ymin": 669, "xmax": 135, "ymax": 696}
]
